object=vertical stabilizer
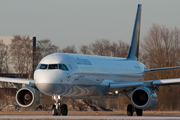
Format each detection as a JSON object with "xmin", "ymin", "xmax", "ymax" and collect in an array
[{"xmin": 127, "ymin": 4, "xmax": 142, "ymax": 60}]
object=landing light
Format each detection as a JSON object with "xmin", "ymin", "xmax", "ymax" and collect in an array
[
  {"xmin": 58, "ymin": 95, "xmax": 60, "ymax": 99},
  {"xmin": 53, "ymin": 95, "xmax": 61, "ymax": 100},
  {"xmin": 115, "ymin": 91, "xmax": 118, "ymax": 94},
  {"xmin": 108, "ymin": 92, "xmax": 112, "ymax": 94}
]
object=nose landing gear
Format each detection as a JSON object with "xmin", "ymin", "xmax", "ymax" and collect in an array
[{"xmin": 52, "ymin": 95, "xmax": 68, "ymax": 116}]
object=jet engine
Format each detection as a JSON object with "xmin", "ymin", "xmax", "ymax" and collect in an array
[
  {"xmin": 131, "ymin": 87, "xmax": 157, "ymax": 109},
  {"xmin": 16, "ymin": 86, "xmax": 42, "ymax": 108}
]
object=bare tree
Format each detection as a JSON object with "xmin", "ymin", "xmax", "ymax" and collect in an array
[
  {"xmin": 80, "ymin": 39, "xmax": 129, "ymax": 57},
  {"xmin": 61, "ymin": 45, "xmax": 77, "ymax": 53},
  {"xmin": 37, "ymin": 39, "xmax": 59, "ymax": 57},
  {"xmin": 9, "ymin": 35, "xmax": 33, "ymax": 78},
  {"xmin": 0, "ymin": 40, "xmax": 9, "ymax": 73},
  {"xmin": 141, "ymin": 24, "xmax": 180, "ymax": 110},
  {"xmin": 79, "ymin": 45, "xmax": 91, "ymax": 55},
  {"xmin": 111, "ymin": 40, "xmax": 129, "ymax": 57},
  {"xmin": 34, "ymin": 39, "xmax": 59, "ymax": 68},
  {"xmin": 142, "ymin": 24, "xmax": 180, "ymax": 79},
  {"xmin": 88, "ymin": 39, "xmax": 111, "ymax": 56},
  {"xmin": 3, "ymin": 45, "xmax": 9, "ymax": 73}
]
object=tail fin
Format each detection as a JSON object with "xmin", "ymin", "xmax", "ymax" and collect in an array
[{"xmin": 127, "ymin": 4, "xmax": 142, "ymax": 60}]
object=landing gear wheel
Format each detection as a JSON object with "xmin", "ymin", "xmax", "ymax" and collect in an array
[
  {"xmin": 127, "ymin": 104, "xmax": 134, "ymax": 116},
  {"xmin": 136, "ymin": 108, "xmax": 143, "ymax": 116},
  {"xmin": 61, "ymin": 104, "xmax": 68, "ymax": 116},
  {"xmin": 58, "ymin": 106, "xmax": 62, "ymax": 116}
]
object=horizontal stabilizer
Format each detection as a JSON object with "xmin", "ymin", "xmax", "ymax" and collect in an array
[{"xmin": 145, "ymin": 66, "xmax": 180, "ymax": 72}]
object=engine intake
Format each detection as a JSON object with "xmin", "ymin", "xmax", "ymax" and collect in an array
[
  {"xmin": 16, "ymin": 87, "xmax": 42, "ymax": 108},
  {"xmin": 131, "ymin": 87, "xmax": 157, "ymax": 109}
]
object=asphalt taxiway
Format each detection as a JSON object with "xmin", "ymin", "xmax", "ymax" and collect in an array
[{"xmin": 0, "ymin": 115, "xmax": 180, "ymax": 119}]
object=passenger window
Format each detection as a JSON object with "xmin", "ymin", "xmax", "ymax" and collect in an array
[
  {"xmin": 48, "ymin": 64, "xmax": 58, "ymax": 69},
  {"xmin": 59, "ymin": 64, "xmax": 69, "ymax": 71},
  {"xmin": 40, "ymin": 64, "xmax": 48, "ymax": 69}
]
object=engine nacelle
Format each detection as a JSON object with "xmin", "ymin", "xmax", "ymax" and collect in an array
[
  {"xmin": 131, "ymin": 87, "xmax": 158, "ymax": 109},
  {"xmin": 16, "ymin": 87, "xmax": 42, "ymax": 108}
]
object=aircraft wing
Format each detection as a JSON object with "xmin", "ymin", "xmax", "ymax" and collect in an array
[
  {"xmin": 108, "ymin": 78, "xmax": 180, "ymax": 92},
  {"xmin": 145, "ymin": 66, "xmax": 180, "ymax": 72},
  {"xmin": 0, "ymin": 77, "xmax": 34, "ymax": 84}
]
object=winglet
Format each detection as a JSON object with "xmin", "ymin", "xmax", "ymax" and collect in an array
[{"xmin": 127, "ymin": 4, "xmax": 142, "ymax": 60}]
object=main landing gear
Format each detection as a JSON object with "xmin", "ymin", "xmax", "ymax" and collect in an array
[
  {"xmin": 52, "ymin": 95, "xmax": 68, "ymax": 116},
  {"xmin": 127, "ymin": 104, "xmax": 143, "ymax": 116},
  {"xmin": 122, "ymin": 91, "xmax": 143, "ymax": 116}
]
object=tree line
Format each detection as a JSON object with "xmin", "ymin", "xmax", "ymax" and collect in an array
[
  {"xmin": 1, "ymin": 23, "xmax": 180, "ymax": 110},
  {"xmin": 0, "ymin": 36, "xmax": 130, "ymax": 78}
]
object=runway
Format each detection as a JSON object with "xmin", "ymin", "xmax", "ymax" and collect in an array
[{"xmin": 0, "ymin": 115, "xmax": 180, "ymax": 120}]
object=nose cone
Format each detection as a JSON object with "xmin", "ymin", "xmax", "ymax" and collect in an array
[{"xmin": 34, "ymin": 70, "xmax": 64, "ymax": 96}]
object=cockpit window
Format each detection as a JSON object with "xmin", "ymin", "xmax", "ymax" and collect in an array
[
  {"xmin": 59, "ymin": 64, "xmax": 69, "ymax": 71},
  {"xmin": 48, "ymin": 64, "xmax": 58, "ymax": 69},
  {"xmin": 36, "ymin": 64, "xmax": 41, "ymax": 70},
  {"xmin": 40, "ymin": 64, "xmax": 48, "ymax": 69},
  {"xmin": 36, "ymin": 63, "xmax": 69, "ymax": 71}
]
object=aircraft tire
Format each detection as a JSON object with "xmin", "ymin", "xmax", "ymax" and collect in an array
[
  {"xmin": 136, "ymin": 108, "xmax": 143, "ymax": 116},
  {"xmin": 127, "ymin": 104, "xmax": 133, "ymax": 116},
  {"xmin": 61, "ymin": 104, "xmax": 68, "ymax": 116}
]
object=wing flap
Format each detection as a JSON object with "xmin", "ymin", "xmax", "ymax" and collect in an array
[
  {"xmin": 110, "ymin": 81, "xmax": 143, "ymax": 89},
  {"xmin": 0, "ymin": 77, "xmax": 34, "ymax": 84},
  {"xmin": 152, "ymin": 78, "xmax": 180, "ymax": 85}
]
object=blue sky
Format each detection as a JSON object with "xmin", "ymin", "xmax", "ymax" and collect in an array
[{"xmin": 1, "ymin": 0, "xmax": 180, "ymax": 50}]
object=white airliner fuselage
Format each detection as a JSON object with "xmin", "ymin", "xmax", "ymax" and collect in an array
[
  {"xmin": 34, "ymin": 53, "xmax": 145, "ymax": 98},
  {"xmin": 1, "ymin": 4, "xmax": 180, "ymax": 116}
]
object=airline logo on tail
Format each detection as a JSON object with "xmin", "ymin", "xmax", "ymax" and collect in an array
[
  {"xmin": 136, "ymin": 21, "xmax": 140, "ymax": 58},
  {"xmin": 136, "ymin": 21, "xmax": 140, "ymax": 43}
]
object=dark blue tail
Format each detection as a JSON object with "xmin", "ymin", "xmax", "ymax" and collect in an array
[{"xmin": 127, "ymin": 4, "xmax": 142, "ymax": 60}]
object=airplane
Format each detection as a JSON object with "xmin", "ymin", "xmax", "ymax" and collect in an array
[{"xmin": 1, "ymin": 4, "xmax": 180, "ymax": 116}]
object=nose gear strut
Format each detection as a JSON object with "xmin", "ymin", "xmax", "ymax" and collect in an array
[{"xmin": 52, "ymin": 95, "xmax": 68, "ymax": 116}]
